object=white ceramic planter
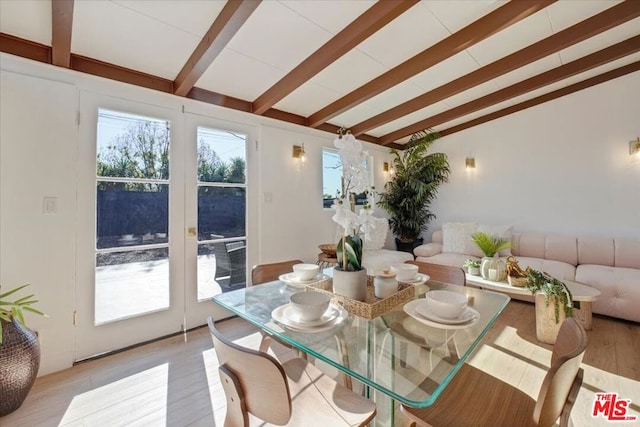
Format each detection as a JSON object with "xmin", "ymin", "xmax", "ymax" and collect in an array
[{"xmin": 332, "ymin": 268, "xmax": 367, "ymax": 301}]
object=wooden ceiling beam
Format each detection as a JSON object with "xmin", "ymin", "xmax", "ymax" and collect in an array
[
  {"xmin": 306, "ymin": 0, "xmax": 556, "ymax": 128},
  {"xmin": 173, "ymin": 0, "xmax": 261, "ymax": 97},
  {"xmin": 351, "ymin": 0, "xmax": 640, "ymax": 136},
  {"xmin": 438, "ymin": 61, "xmax": 640, "ymax": 138},
  {"xmin": 0, "ymin": 33, "xmax": 50, "ymax": 63},
  {"xmin": 251, "ymin": 0, "xmax": 418, "ymax": 115},
  {"xmin": 51, "ymin": 0, "xmax": 74, "ymax": 68},
  {"xmin": 380, "ymin": 35, "xmax": 640, "ymax": 145}
]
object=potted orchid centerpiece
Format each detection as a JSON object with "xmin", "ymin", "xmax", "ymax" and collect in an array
[{"xmin": 331, "ymin": 129, "xmax": 377, "ymax": 301}]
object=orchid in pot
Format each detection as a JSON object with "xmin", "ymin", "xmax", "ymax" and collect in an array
[{"xmin": 331, "ymin": 129, "xmax": 376, "ymax": 301}]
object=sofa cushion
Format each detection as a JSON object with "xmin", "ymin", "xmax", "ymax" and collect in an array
[
  {"xmin": 615, "ymin": 239, "xmax": 640, "ymax": 269},
  {"xmin": 415, "ymin": 252, "xmax": 478, "ymax": 268},
  {"xmin": 362, "ymin": 249, "xmax": 413, "ymax": 275},
  {"xmin": 512, "ymin": 257, "xmax": 576, "ymax": 282},
  {"xmin": 545, "ymin": 235, "xmax": 577, "ymax": 266},
  {"xmin": 576, "ymin": 264, "xmax": 640, "ymax": 323},
  {"xmin": 442, "ymin": 222, "xmax": 477, "ymax": 254},
  {"xmin": 513, "ymin": 233, "xmax": 546, "ymax": 258},
  {"xmin": 414, "ymin": 243, "xmax": 442, "ymax": 258},
  {"xmin": 578, "ymin": 237, "xmax": 614, "ymax": 267}
]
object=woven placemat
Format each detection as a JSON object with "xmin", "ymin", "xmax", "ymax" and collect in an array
[{"xmin": 307, "ymin": 276, "xmax": 415, "ymax": 319}]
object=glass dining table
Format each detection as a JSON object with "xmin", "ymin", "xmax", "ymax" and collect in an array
[{"xmin": 213, "ymin": 273, "xmax": 510, "ymax": 426}]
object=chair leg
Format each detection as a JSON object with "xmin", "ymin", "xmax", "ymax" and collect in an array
[
  {"xmin": 219, "ymin": 365, "xmax": 249, "ymax": 427},
  {"xmin": 259, "ymin": 331, "xmax": 272, "ymax": 353}
]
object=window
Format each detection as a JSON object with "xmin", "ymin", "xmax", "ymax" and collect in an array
[{"xmin": 322, "ymin": 147, "xmax": 372, "ymax": 208}]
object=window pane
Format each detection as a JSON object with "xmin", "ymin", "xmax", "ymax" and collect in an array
[
  {"xmin": 95, "ymin": 248, "xmax": 169, "ymax": 325},
  {"xmin": 197, "ymin": 127, "xmax": 246, "ymax": 183},
  {"xmin": 198, "ymin": 187, "xmax": 246, "ymax": 240},
  {"xmin": 322, "ymin": 148, "xmax": 370, "ymax": 208},
  {"xmin": 97, "ymin": 109, "xmax": 170, "ymax": 180},
  {"xmin": 197, "ymin": 242, "xmax": 246, "ymax": 300},
  {"xmin": 97, "ymin": 184, "xmax": 169, "ymax": 249}
]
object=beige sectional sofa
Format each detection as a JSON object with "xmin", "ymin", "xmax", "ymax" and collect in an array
[{"xmin": 414, "ymin": 228, "xmax": 640, "ymax": 323}]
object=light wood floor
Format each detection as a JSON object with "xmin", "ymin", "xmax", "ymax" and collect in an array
[{"xmin": 2, "ymin": 301, "xmax": 638, "ymax": 427}]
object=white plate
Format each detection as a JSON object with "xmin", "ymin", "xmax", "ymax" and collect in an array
[
  {"xmin": 403, "ymin": 300, "xmax": 479, "ymax": 329},
  {"xmin": 399, "ymin": 273, "xmax": 430, "ymax": 285},
  {"xmin": 279, "ymin": 272, "xmax": 328, "ymax": 287},
  {"xmin": 272, "ymin": 303, "xmax": 347, "ymax": 332},
  {"xmin": 282, "ymin": 305, "xmax": 339, "ymax": 327}
]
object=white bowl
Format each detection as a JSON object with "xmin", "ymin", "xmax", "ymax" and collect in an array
[
  {"xmin": 292, "ymin": 263, "xmax": 320, "ymax": 281},
  {"xmin": 289, "ymin": 291, "xmax": 331, "ymax": 321},
  {"xmin": 424, "ymin": 290, "xmax": 467, "ymax": 319},
  {"xmin": 391, "ymin": 263, "xmax": 419, "ymax": 282}
]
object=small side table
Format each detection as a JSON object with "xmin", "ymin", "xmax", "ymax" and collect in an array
[{"xmin": 317, "ymin": 253, "xmax": 338, "ymax": 270}]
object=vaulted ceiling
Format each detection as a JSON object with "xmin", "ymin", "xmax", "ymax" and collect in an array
[{"xmin": 1, "ymin": 0, "xmax": 639, "ymax": 149}]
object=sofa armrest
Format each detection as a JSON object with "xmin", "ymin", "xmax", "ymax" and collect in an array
[{"xmin": 414, "ymin": 243, "xmax": 442, "ymax": 257}]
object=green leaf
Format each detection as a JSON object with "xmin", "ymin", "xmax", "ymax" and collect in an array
[
  {"xmin": 0, "ymin": 284, "xmax": 30, "ymax": 299},
  {"xmin": 23, "ymin": 306, "xmax": 47, "ymax": 317},
  {"xmin": 14, "ymin": 294, "xmax": 36, "ymax": 305}
]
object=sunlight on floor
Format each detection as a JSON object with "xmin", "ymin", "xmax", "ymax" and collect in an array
[{"xmin": 59, "ymin": 364, "xmax": 169, "ymax": 426}]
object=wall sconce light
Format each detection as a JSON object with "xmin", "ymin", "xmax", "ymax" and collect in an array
[
  {"xmin": 383, "ymin": 162, "xmax": 394, "ymax": 174},
  {"xmin": 292, "ymin": 143, "xmax": 306, "ymax": 162},
  {"xmin": 630, "ymin": 138, "xmax": 640, "ymax": 156},
  {"xmin": 465, "ymin": 157, "xmax": 476, "ymax": 170}
]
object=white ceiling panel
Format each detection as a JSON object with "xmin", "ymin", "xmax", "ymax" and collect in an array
[
  {"xmin": 225, "ymin": 1, "xmax": 333, "ymax": 74},
  {"xmin": 465, "ymin": 7, "xmax": 553, "ymax": 66},
  {"xmin": 411, "ymin": 51, "xmax": 482, "ymax": 92},
  {"xmin": 423, "ymin": 0, "xmax": 506, "ymax": 34},
  {"xmin": 356, "ymin": 2, "xmax": 450, "ymax": 69},
  {"xmin": 558, "ymin": 18, "xmax": 640, "ymax": 64},
  {"xmin": 441, "ymin": 80, "xmax": 503, "ymax": 108},
  {"xmin": 503, "ymin": 79, "xmax": 569, "ymax": 109},
  {"xmin": 197, "ymin": 48, "xmax": 283, "ymax": 101},
  {"xmin": 273, "ymin": 81, "xmax": 343, "ymax": 117},
  {"xmin": 298, "ymin": 50, "xmax": 387, "ymax": 98},
  {"xmin": 280, "ymin": 0, "xmax": 375, "ymax": 34},
  {"xmin": 547, "ymin": 1, "xmax": 623, "ymax": 33},
  {"xmin": 491, "ymin": 54, "xmax": 564, "ymax": 89},
  {"xmin": 331, "ymin": 103, "xmax": 386, "ymax": 131},
  {"xmin": 73, "ymin": 1, "xmax": 200, "ymax": 79},
  {"xmin": 367, "ymin": 102, "xmax": 454, "ymax": 138},
  {"xmin": 111, "ymin": 0, "xmax": 224, "ymax": 38},
  {"xmin": 435, "ymin": 98, "xmax": 516, "ymax": 131},
  {"xmin": 0, "ymin": 0, "xmax": 51, "ymax": 45}
]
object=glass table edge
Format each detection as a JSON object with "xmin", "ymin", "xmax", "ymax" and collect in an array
[{"xmin": 213, "ymin": 285, "xmax": 511, "ymax": 408}]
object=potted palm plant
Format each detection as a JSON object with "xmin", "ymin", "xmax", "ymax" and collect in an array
[
  {"xmin": 471, "ymin": 232, "xmax": 511, "ymax": 281},
  {"xmin": 0, "ymin": 284, "xmax": 47, "ymax": 416},
  {"xmin": 377, "ymin": 130, "xmax": 450, "ymax": 253}
]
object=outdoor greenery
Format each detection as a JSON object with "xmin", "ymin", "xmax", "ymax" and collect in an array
[
  {"xmin": 526, "ymin": 270, "xmax": 574, "ymax": 324},
  {"xmin": 377, "ymin": 130, "xmax": 450, "ymax": 243},
  {"xmin": 97, "ymin": 121, "xmax": 245, "ymax": 190},
  {"xmin": 471, "ymin": 232, "xmax": 511, "ymax": 257},
  {"xmin": 0, "ymin": 285, "xmax": 47, "ymax": 345}
]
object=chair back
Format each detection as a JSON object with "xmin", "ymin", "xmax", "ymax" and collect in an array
[
  {"xmin": 207, "ymin": 317, "xmax": 292, "ymax": 425},
  {"xmin": 251, "ymin": 259, "xmax": 304, "ymax": 285},
  {"xmin": 533, "ymin": 317, "xmax": 588, "ymax": 426},
  {"xmin": 407, "ymin": 261, "xmax": 466, "ymax": 286}
]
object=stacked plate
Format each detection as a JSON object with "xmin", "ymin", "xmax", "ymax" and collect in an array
[
  {"xmin": 272, "ymin": 303, "xmax": 347, "ymax": 332},
  {"xmin": 403, "ymin": 298, "xmax": 479, "ymax": 329},
  {"xmin": 399, "ymin": 273, "xmax": 430, "ymax": 285},
  {"xmin": 278, "ymin": 272, "xmax": 328, "ymax": 288}
]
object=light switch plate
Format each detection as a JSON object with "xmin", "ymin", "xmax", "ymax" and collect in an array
[{"xmin": 43, "ymin": 196, "xmax": 57, "ymax": 214}]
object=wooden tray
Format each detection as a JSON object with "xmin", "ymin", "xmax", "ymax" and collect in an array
[{"xmin": 306, "ymin": 276, "xmax": 415, "ymax": 319}]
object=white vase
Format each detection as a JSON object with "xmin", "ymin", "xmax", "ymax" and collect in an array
[
  {"xmin": 332, "ymin": 268, "xmax": 367, "ymax": 301},
  {"xmin": 481, "ymin": 256, "xmax": 506, "ymax": 281}
]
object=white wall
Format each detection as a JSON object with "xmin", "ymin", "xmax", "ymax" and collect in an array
[{"xmin": 426, "ymin": 71, "xmax": 640, "ymax": 240}]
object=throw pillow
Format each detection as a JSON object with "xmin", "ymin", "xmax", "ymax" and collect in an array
[
  {"xmin": 477, "ymin": 224, "xmax": 513, "ymax": 256},
  {"xmin": 442, "ymin": 222, "xmax": 477, "ymax": 254}
]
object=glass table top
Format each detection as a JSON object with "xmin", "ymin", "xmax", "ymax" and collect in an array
[{"xmin": 213, "ymin": 277, "xmax": 510, "ymax": 408}]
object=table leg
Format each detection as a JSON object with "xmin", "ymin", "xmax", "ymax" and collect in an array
[{"xmin": 572, "ymin": 301, "xmax": 593, "ymax": 330}]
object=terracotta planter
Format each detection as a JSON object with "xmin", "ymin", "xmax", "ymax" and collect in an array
[
  {"xmin": 332, "ymin": 268, "xmax": 367, "ymax": 301},
  {"xmin": 0, "ymin": 318, "xmax": 41, "ymax": 416}
]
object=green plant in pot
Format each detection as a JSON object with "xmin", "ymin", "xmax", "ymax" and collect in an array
[
  {"xmin": 471, "ymin": 232, "xmax": 511, "ymax": 281},
  {"xmin": 378, "ymin": 130, "xmax": 450, "ymax": 253},
  {"xmin": 526, "ymin": 270, "xmax": 573, "ymax": 324},
  {"xmin": 463, "ymin": 259, "xmax": 481, "ymax": 276},
  {"xmin": 1, "ymin": 284, "xmax": 47, "ymax": 416}
]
